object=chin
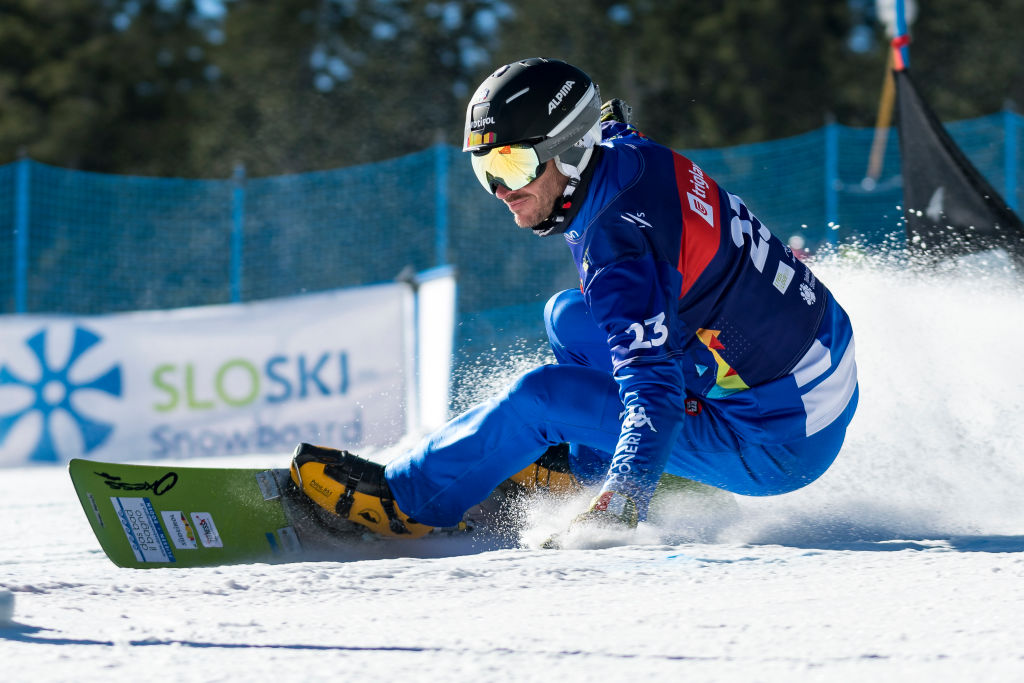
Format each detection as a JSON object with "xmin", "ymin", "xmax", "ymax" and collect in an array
[{"xmin": 513, "ymin": 213, "xmax": 540, "ymax": 229}]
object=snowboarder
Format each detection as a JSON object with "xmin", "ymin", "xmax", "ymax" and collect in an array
[{"xmin": 291, "ymin": 58, "xmax": 859, "ymax": 542}]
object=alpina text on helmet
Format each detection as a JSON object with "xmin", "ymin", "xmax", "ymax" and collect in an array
[{"xmin": 547, "ymin": 80, "xmax": 576, "ymax": 114}]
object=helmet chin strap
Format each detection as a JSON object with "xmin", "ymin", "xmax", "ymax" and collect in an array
[
  {"xmin": 531, "ymin": 143, "xmax": 596, "ymax": 237},
  {"xmin": 531, "ymin": 175, "xmax": 579, "ymax": 236}
]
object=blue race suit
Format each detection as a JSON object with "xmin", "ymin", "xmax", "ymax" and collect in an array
[{"xmin": 385, "ymin": 121, "xmax": 858, "ymax": 526}]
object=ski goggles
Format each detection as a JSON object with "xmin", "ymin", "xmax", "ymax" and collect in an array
[{"xmin": 470, "ymin": 143, "xmax": 546, "ymax": 194}]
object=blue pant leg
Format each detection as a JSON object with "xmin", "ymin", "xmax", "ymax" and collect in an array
[
  {"xmin": 387, "ymin": 365, "xmax": 855, "ymax": 525},
  {"xmin": 664, "ymin": 385, "xmax": 858, "ymax": 495},
  {"xmin": 385, "ymin": 364, "xmax": 623, "ymax": 527},
  {"xmin": 544, "ymin": 289, "xmax": 615, "ymax": 482}
]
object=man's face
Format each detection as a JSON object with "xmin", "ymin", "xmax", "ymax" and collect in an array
[{"xmin": 493, "ymin": 160, "xmax": 570, "ymax": 229}]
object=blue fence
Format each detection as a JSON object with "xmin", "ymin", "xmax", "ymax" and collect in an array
[{"xmin": 3, "ymin": 113, "xmax": 1022, "ymax": 363}]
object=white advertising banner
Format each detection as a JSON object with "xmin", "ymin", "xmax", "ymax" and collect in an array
[{"xmin": 0, "ymin": 284, "xmax": 414, "ymax": 465}]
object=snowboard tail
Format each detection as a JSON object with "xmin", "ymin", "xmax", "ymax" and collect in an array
[{"xmin": 68, "ymin": 459, "xmax": 366, "ymax": 568}]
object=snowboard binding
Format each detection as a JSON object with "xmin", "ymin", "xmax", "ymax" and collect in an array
[{"xmin": 289, "ymin": 443, "xmax": 433, "ymax": 539}]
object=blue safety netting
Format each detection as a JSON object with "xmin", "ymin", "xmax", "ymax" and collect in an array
[
  {"xmin": 0, "ymin": 163, "xmax": 14, "ymax": 312},
  {"xmin": 3, "ymin": 114, "xmax": 1021, "ymax": 365}
]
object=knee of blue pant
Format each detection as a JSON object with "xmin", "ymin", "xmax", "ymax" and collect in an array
[
  {"xmin": 544, "ymin": 289, "xmax": 585, "ymax": 349},
  {"xmin": 544, "ymin": 288, "xmax": 611, "ymax": 369}
]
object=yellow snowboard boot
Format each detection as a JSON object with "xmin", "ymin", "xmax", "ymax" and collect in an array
[
  {"xmin": 505, "ymin": 443, "xmax": 582, "ymax": 495},
  {"xmin": 289, "ymin": 443, "xmax": 432, "ymax": 539}
]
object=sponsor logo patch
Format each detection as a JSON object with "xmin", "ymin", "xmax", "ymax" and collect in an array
[
  {"xmin": 87, "ymin": 492, "xmax": 105, "ymax": 528},
  {"xmin": 685, "ymin": 162, "xmax": 716, "ymax": 227},
  {"xmin": 161, "ymin": 510, "xmax": 198, "ymax": 550},
  {"xmin": 685, "ymin": 398, "xmax": 703, "ymax": 416},
  {"xmin": 621, "ymin": 212, "xmax": 653, "ymax": 228},
  {"xmin": 112, "ymin": 496, "xmax": 175, "ymax": 563},
  {"xmin": 773, "ymin": 262, "xmax": 795, "ymax": 295},
  {"xmin": 687, "ymin": 193, "xmax": 715, "ymax": 227},
  {"xmin": 799, "ymin": 283, "xmax": 817, "ymax": 305},
  {"xmin": 190, "ymin": 512, "xmax": 223, "ymax": 548}
]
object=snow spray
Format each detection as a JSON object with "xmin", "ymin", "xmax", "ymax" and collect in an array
[{"xmin": 446, "ymin": 246, "xmax": 1024, "ymax": 547}]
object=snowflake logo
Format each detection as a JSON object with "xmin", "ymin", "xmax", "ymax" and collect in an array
[
  {"xmin": 0, "ymin": 326, "xmax": 122, "ymax": 462},
  {"xmin": 799, "ymin": 283, "xmax": 817, "ymax": 306}
]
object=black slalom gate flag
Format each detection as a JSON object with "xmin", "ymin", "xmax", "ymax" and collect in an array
[{"xmin": 895, "ymin": 68, "xmax": 1024, "ymax": 262}]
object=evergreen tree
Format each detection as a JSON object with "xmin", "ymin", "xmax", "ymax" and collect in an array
[
  {"xmin": 1, "ymin": 0, "xmax": 1020, "ymax": 175},
  {"xmin": 485, "ymin": 0, "xmax": 885, "ymax": 149},
  {"xmin": 188, "ymin": 0, "xmax": 498, "ymax": 177},
  {"xmin": 0, "ymin": 0, "xmax": 215, "ymax": 173},
  {"xmin": 907, "ymin": 0, "xmax": 1024, "ymax": 118}
]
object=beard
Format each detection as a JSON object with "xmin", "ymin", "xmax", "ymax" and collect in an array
[{"xmin": 513, "ymin": 196, "xmax": 560, "ymax": 230}]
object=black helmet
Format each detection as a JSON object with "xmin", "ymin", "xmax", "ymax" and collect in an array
[{"xmin": 464, "ymin": 58, "xmax": 601, "ymax": 194}]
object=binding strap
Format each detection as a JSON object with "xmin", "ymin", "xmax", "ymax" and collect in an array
[
  {"xmin": 328, "ymin": 456, "xmax": 362, "ymax": 518},
  {"xmin": 379, "ymin": 494, "xmax": 412, "ymax": 535},
  {"xmin": 327, "ymin": 453, "xmax": 411, "ymax": 535}
]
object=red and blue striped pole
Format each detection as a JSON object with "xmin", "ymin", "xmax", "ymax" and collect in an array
[{"xmin": 891, "ymin": 0, "xmax": 911, "ymax": 71}]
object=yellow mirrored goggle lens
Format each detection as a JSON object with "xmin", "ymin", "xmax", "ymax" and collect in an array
[{"xmin": 471, "ymin": 144, "xmax": 542, "ymax": 193}]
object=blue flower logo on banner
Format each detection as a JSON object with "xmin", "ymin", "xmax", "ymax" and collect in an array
[{"xmin": 0, "ymin": 326, "xmax": 122, "ymax": 462}]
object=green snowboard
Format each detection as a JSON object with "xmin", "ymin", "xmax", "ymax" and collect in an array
[
  {"xmin": 69, "ymin": 459, "xmax": 740, "ymax": 568},
  {"xmin": 68, "ymin": 459, "xmax": 359, "ymax": 568}
]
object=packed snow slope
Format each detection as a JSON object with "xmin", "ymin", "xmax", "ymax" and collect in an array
[{"xmin": 2, "ymin": 249, "xmax": 1024, "ymax": 682}]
